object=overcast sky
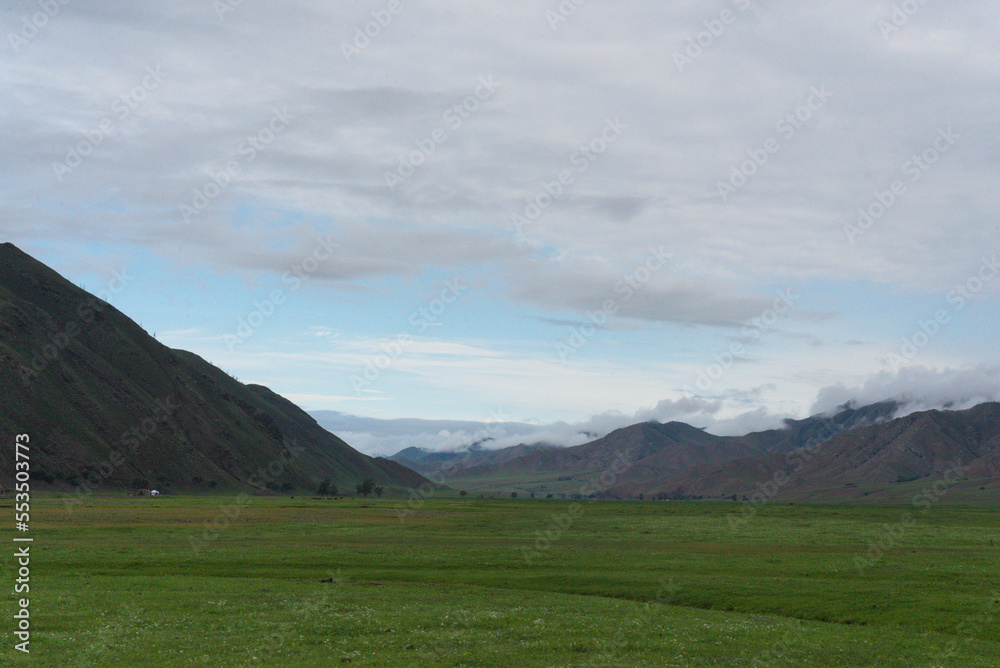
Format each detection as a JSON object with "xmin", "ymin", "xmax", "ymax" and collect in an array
[{"xmin": 4, "ymin": 1, "xmax": 1000, "ymax": 453}]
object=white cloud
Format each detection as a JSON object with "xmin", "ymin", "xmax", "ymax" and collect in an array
[
  {"xmin": 811, "ymin": 364, "xmax": 1000, "ymax": 417},
  {"xmin": 4, "ymin": 1, "xmax": 999, "ymax": 435}
]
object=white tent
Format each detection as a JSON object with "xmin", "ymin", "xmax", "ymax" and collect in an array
[{"xmin": 150, "ymin": 489, "xmax": 160, "ymax": 496}]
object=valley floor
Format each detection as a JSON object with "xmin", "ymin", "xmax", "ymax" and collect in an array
[{"xmin": 3, "ymin": 496, "xmax": 998, "ymax": 666}]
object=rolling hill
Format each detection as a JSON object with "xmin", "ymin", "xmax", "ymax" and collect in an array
[{"xmin": 0, "ymin": 242, "xmax": 426, "ymax": 494}]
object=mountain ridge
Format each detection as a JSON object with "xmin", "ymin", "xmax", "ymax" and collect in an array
[
  {"xmin": 436, "ymin": 400, "xmax": 998, "ymax": 502},
  {"xmin": 0, "ymin": 242, "xmax": 426, "ymax": 494}
]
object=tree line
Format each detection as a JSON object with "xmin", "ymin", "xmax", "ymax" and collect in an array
[{"xmin": 315, "ymin": 478, "xmax": 383, "ymax": 498}]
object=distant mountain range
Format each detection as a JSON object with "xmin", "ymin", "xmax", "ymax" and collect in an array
[
  {"xmin": 390, "ymin": 442, "xmax": 559, "ymax": 475},
  {"xmin": 399, "ymin": 401, "xmax": 1000, "ymax": 503},
  {"xmin": 5, "ymin": 242, "xmax": 995, "ymax": 504},
  {"xmin": 310, "ymin": 410, "xmax": 546, "ymax": 458},
  {"xmin": 0, "ymin": 243, "xmax": 426, "ymax": 494},
  {"xmin": 669, "ymin": 401, "xmax": 1000, "ymax": 503},
  {"xmin": 390, "ymin": 402, "xmax": 898, "ymax": 478}
]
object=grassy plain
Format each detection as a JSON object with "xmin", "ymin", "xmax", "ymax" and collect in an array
[{"xmin": 2, "ymin": 495, "xmax": 998, "ymax": 666}]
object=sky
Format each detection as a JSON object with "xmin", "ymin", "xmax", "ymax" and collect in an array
[{"xmin": 3, "ymin": 1, "xmax": 1000, "ymax": 455}]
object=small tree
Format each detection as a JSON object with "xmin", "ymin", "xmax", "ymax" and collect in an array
[
  {"xmin": 510, "ymin": 492, "xmax": 517, "ymax": 499},
  {"xmin": 356, "ymin": 478, "xmax": 375, "ymax": 497},
  {"xmin": 459, "ymin": 490, "xmax": 468, "ymax": 497},
  {"xmin": 317, "ymin": 478, "xmax": 331, "ymax": 496},
  {"xmin": 375, "ymin": 486, "xmax": 384, "ymax": 498}
]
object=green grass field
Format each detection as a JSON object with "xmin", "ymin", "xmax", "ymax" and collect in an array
[{"xmin": 3, "ymin": 495, "xmax": 998, "ymax": 666}]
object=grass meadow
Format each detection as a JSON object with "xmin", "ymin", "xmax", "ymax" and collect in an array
[{"xmin": 2, "ymin": 495, "xmax": 998, "ymax": 666}]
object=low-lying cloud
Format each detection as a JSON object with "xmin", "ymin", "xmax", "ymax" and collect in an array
[{"xmin": 323, "ymin": 365, "xmax": 1000, "ymax": 456}]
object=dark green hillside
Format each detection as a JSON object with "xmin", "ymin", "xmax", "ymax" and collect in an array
[{"xmin": 0, "ymin": 242, "xmax": 426, "ymax": 494}]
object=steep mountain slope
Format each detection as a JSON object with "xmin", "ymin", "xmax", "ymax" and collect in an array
[{"xmin": 0, "ymin": 243, "xmax": 425, "ymax": 493}]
